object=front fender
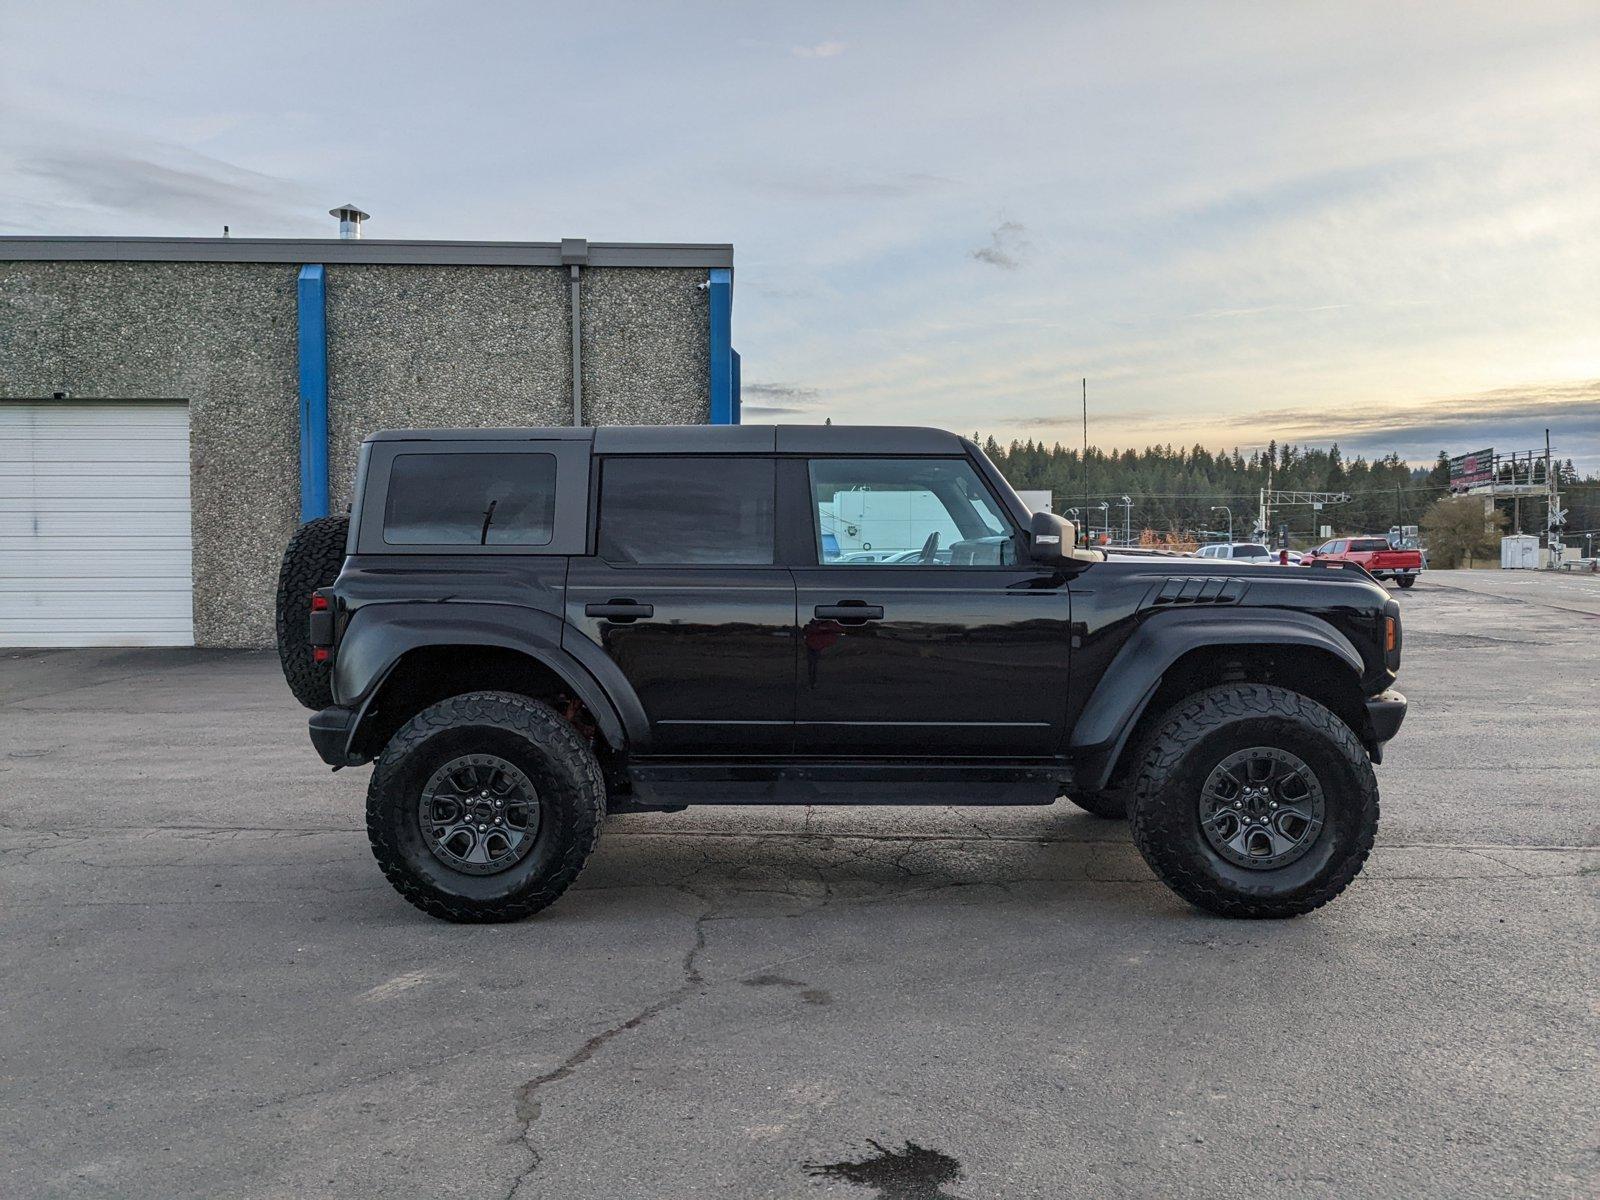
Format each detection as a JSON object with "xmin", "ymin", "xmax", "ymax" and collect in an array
[
  {"xmin": 1067, "ymin": 608, "xmax": 1364, "ymax": 792},
  {"xmin": 333, "ymin": 602, "xmax": 644, "ymax": 752}
]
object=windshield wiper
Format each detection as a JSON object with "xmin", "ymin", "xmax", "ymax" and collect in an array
[{"xmin": 479, "ymin": 499, "xmax": 498, "ymax": 545}]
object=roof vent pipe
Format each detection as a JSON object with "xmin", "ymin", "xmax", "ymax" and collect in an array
[{"xmin": 329, "ymin": 204, "xmax": 369, "ymax": 239}]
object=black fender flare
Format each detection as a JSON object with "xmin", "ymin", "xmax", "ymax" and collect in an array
[
  {"xmin": 332, "ymin": 602, "xmax": 647, "ymax": 753},
  {"xmin": 1068, "ymin": 608, "xmax": 1365, "ymax": 792}
]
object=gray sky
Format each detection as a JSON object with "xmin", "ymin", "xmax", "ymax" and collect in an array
[{"xmin": 3, "ymin": 1, "xmax": 1597, "ymax": 468}]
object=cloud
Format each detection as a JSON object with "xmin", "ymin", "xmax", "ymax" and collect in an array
[
  {"xmin": 992, "ymin": 381, "xmax": 1600, "ymax": 471},
  {"xmin": 14, "ymin": 147, "xmax": 308, "ymax": 228},
  {"xmin": 744, "ymin": 170, "xmax": 956, "ymax": 201},
  {"xmin": 792, "ymin": 41, "xmax": 846, "ymax": 59},
  {"xmin": 741, "ymin": 382, "xmax": 825, "ymax": 419},
  {"xmin": 1239, "ymin": 382, "xmax": 1600, "ymax": 470},
  {"xmin": 970, "ymin": 220, "xmax": 1029, "ymax": 270}
]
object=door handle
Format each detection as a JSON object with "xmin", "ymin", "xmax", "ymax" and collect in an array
[
  {"xmin": 814, "ymin": 601, "xmax": 884, "ymax": 624},
  {"xmin": 585, "ymin": 599, "xmax": 655, "ymax": 623}
]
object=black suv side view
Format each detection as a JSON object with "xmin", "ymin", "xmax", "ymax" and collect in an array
[{"xmin": 275, "ymin": 425, "xmax": 1406, "ymax": 922}]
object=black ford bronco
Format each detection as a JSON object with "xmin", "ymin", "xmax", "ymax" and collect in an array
[{"xmin": 275, "ymin": 425, "xmax": 1406, "ymax": 922}]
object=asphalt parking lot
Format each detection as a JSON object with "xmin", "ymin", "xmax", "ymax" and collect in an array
[{"xmin": 2, "ymin": 572, "xmax": 1595, "ymax": 1199}]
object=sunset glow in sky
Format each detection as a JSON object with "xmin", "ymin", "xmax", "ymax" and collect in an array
[{"xmin": 3, "ymin": 1, "xmax": 1596, "ymax": 467}]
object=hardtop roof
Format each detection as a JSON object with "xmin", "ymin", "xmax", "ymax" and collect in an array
[{"xmin": 363, "ymin": 425, "xmax": 970, "ymax": 454}]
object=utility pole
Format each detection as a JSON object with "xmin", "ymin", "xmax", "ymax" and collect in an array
[
  {"xmin": 1081, "ymin": 378, "xmax": 1090, "ymax": 549},
  {"xmin": 1546, "ymin": 427, "xmax": 1565, "ymax": 567}
]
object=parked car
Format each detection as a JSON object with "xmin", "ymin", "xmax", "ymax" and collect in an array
[
  {"xmin": 1194, "ymin": 542, "xmax": 1279, "ymax": 565},
  {"xmin": 1303, "ymin": 537, "xmax": 1423, "ymax": 588},
  {"xmin": 275, "ymin": 424, "xmax": 1406, "ymax": 923}
]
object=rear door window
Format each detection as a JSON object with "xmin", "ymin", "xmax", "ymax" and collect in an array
[
  {"xmin": 1351, "ymin": 538, "xmax": 1391, "ymax": 552},
  {"xmin": 384, "ymin": 452, "xmax": 556, "ymax": 545},
  {"xmin": 598, "ymin": 456, "xmax": 775, "ymax": 565}
]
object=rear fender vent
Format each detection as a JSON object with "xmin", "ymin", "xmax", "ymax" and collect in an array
[{"xmin": 1147, "ymin": 576, "xmax": 1247, "ymax": 608}]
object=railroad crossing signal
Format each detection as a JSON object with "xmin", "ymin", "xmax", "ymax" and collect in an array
[{"xmin": 1549, "ymin": 507, "xmax": 1568, "ymax": 532}]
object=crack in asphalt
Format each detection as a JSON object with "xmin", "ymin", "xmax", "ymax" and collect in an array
[{"xmin": 503, "ymin": 907, "xmax": 714, "ymax": 1200}]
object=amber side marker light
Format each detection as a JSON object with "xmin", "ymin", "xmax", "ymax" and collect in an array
[{"xmin": 1385, "ymin": 615, "xmax": 1398, "ymax": 653}]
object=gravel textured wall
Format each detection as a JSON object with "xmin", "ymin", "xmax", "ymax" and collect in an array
[
  {"xmin": 581, "ymin": 267, "xmax": 710, "ymax": 426},
  {"xmin": 0, "ymin": 261, "xmax": 300, "ymax": 648},
  {"xmin": 324, "ymin": 265, "xmax": 573, "ymax": 508},
  {"xmin": 1, "ymin": 259, "xmax": 715, "ymax": 648}
]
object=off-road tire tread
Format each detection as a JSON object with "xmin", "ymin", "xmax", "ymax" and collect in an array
[
  {"xmin": 1128, "ymin": 683, "xmax": 1378, "ymax": 919},
  {"xmin": 274, "ymin": 515, "xmax": 349, "ymax": 709},
  {"xmin": 365, "ymin": 691, "xmax": 605, "ymax": 923}
]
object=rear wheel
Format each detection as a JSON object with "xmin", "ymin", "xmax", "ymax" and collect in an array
[
  {"xmin": 1396, "ymin": 576, "xmax": 1416, "ymax": 589},
  {"xmin": 1128, "ymin": 684, "xmax": 1378, "ymax": 918},
  {"xmin": 275, "ymin": 514, "xmax": 349, "ymax": 709},
  {"xmin": 366, "ymin": 691, "xmax": 605, "ymax": 922}
]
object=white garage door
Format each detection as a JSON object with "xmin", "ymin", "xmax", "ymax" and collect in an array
[{"xmin": 1, "ymin": 401, "xmax": 194, "ymax": 647}]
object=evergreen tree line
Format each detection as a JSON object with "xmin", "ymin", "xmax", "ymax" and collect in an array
[{"xmin": 980, "ymin": 435, "xmax": 1600, "ymax": 545}]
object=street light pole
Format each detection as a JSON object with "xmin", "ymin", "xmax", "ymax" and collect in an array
[
  {"xmin": 1211, "ymin": 505, "xmax": 1233, "ymax": 544},
  {"xmin": 1120, "ymin": 495, "xmax": 1132, "ymax": 547}
]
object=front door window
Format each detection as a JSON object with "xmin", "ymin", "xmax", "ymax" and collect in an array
[{"xmin": 808, "ymin": 458, "xmax": 1018, "ymax": 567}]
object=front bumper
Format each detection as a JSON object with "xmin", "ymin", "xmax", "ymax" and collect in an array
[
  {"xmin": 1364, "ymin": 690, "xmax": 1407, "ymax": 761},
  {"xmin": 309, "ymin": 705, "xmax": 362, "ymax": 767}
]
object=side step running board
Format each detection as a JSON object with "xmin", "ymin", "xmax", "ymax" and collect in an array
[{"xmin": 626, "ymin": 760, "xmax": 1071, "ymax": 807}]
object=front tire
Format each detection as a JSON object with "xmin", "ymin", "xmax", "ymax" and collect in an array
[
  {"xmin": 1128, "ymin": 684, "xmax": 1378, "ymax": 918},
  {"xmin": 1064, "ymin": 788, "xmax": 1128, "ymax": 819},
  {"xmin": 366, "ymin": 692, "xmax": 605, "ymax": 922}
]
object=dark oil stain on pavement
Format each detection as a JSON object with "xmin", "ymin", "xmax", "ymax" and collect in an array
[
  {"xmin": 743, "ymin": 973, "xmax": 832, "ymax": 1004},
  {"xmin": 804, "ymin": 1139, "xmax": 964, "ymax": 1199}
]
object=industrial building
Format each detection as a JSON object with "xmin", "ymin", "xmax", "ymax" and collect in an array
[{"xmin": 0, "ymin": 224, "xmax": 739, "ymax": 648}]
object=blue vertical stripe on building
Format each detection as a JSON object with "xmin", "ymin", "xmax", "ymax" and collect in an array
[
  {"xmin": 296, "ymin": 264, "xmax": 330, "ymax": 521},
  {"xmin": 707, "ymin": 268, "xmax": 735, "ymax": 424}
]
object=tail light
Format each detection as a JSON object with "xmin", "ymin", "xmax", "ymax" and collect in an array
[
  {"xmin": 1383, "ymin": 601, "xmax": 1402, "ymax": 671},
  {"xmin": 309, "ymin": 589, "xmax": 336, "ymax": 664}
]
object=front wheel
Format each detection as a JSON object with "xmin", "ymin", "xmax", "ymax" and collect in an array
[
  {"xmin": 366, "ymin": 692, "xmax": 605, "ymax": 922},
  {"xmin": 1128, "ymin": 684, "xmax": 1378, "ymax": 918}
]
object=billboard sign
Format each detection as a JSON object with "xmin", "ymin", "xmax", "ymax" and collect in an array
[{"xmin": 1449, "ymin": 448, "xmax": 1494, "ymax": 492}]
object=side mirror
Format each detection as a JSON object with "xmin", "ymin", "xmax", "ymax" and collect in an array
[
  {"xmin": 1030, "ymin": 512, "xmax": 1101, "ymax": 565},
  {"xmin": 1029, "ymin": 511, "xmax": 1069, "ymax": 564}
]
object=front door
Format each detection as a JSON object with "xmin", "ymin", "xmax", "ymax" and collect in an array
[
  {"xmin": 789, "ymin": 456, "xmax": 1071, "ymax": 757},
  {"xmin": 564, "ymin": 455, "xmax": 795, "ymax": 755}
]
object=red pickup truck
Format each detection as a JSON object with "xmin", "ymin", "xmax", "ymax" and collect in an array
[{"xmin": 1302, "ymin": 536, "xmax": 1423, "ymax": 588}]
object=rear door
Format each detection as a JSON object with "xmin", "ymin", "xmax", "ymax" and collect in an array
[
  {"xmin": 786, "ymin": 454, "xmax": 1071, "ymax": 757},
  {"xmin": 564, "ymin": 454, "xmax": 796, "ymax": 755}
]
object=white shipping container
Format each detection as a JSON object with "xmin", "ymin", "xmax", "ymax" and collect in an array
[{"xmin": 1500, "ymin": 534, "xmax": 1540, "ymax": 569}]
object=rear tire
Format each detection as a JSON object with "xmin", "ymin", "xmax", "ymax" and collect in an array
[
  {"xmin": 275, "ymin": 514, "xmax": 350, "ymax": 709},
  {"xmin": 1128, "ymin": 684, "xmax": 1378, "ymax": 918},
  {"xmin": 1396, "ymin": 576, "xmax": 1416, "ymax": 589},
  {"xmin": 366, "ymin": 691, "xmax": 605, "ymax": 923}
]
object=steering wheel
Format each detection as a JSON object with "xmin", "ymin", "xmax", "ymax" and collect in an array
[{"xmin": 918, "ymin": 530, "xmax": 940, "ymax": 564}]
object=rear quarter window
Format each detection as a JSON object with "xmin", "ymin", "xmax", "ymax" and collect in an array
[{"xmin": 383, "ymin": 452, "xmax": 556, "ymax": 545}]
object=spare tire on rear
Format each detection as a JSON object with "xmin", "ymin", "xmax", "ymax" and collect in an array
[{"xmin": 275, "ymin": 514, "xmax": 349, "ymax": 710}]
